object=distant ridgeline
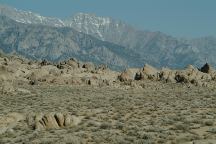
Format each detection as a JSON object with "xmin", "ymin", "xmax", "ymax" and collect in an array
[{"xmin": 0, "ymin": 5, "xmax": 216, "ymax": 70}]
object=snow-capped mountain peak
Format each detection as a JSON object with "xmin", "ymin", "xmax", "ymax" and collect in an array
[
  {"xmin": 0, "ymin": 5, "xmax": 124, "ymax": 40},
  {"xmin": 72, "ymin": 12, "xmax": 111, "ymax": 26},
  {"xmin": 0, "ymin": 4, "xmax": 65, "ymax": 26},
  {"xmin": 64, "ymin": 13, "xmax": 115, "ymax": 40}
]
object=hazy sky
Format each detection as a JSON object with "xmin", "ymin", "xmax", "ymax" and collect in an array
[{"xmin": 0, "ymin": 0, "xmax": 215, "ymax": 38}]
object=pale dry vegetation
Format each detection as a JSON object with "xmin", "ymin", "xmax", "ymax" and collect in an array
[{"xmin": 1, "ymin": 81, "xmax": 216, "ymax": 144}]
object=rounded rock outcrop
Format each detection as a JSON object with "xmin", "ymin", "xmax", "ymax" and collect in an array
[{"xmin": 27, "ymin": 112, "xmax": 83, "ymax": 130}]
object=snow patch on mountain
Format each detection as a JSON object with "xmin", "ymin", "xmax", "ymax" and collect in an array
[
  {"xmin": 64, "ymin": 13, "xmax": 114, "ymax": 40},
  {"xmin": 0, "ymin": 4, "xmax": 65, "ymax": 27}
]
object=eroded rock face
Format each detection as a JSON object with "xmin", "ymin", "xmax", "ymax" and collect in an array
[
  {"xmin": 66, "ymin": 59, "xmax": 79, "ymax": 69},
  {"xmin": 118, "ymin": 69, "xmax": 134, "ymax": 82},
  {"xmin": 159, "ymin": 68, "xmax": 176, "ymax": 83},
  {"xmin": 142, "ymin": 64, "xmax": 160, "ymax": 80},
  {"xmin": 172, "ymin": 65, "xmax": 213, "ymax": 86},
  {"xmin": 82, "ymin": 62, "xmax": 95, "ymax": 71},
  {"xmin": 1, "ymin": 54, "xmax": 216, "ymax": 88},
  {"xmin": 0, "ymin": 112, "xmax": 83, "ymax": 134},
  {"xmin": 134, "ymin": 72, "xmax": 144, "ymax": 80},
  {"xmin": 27, "ymin": 112, "xmax": 83, "ymax": 130},
  {"xmin": 200, "ymin": 63, "xmax": 212, "ymax": 74},
  {"xmin": 129, "ymin": 63, "xmax": 216, "ymax": 87}
]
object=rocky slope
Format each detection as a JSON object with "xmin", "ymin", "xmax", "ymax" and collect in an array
[
  {"xmin": 1, "ymin": 52, "xmax": 216, "ymax": 95},
  {"xmin": 0, "ymin": 15, "xmax": 144, "ymax": 70},
  {"xmin": 66, "ymin": 13, "xmax": 215, "ymax": 68}
]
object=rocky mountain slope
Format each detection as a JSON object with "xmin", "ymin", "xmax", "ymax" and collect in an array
[
  {"xmin": 65, "ymin": 13, "xmax": 215, "ymax": 68},
  {"xmin": 0, "ymin": 15, "xmax": 144, "ymax": 70},
  {"xmin": 0, "ymin": 4, "xmax": 216, "ymax": 69},
  {"xmin": 0, "ymin": 4, "xmax": 65, "ymax": 26}
]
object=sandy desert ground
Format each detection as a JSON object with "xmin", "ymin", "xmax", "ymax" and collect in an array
[{"xmin": 1, "ymin": 81, "xmax": 216, "ymax": 144}]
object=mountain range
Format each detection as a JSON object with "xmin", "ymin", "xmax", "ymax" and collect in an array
[{"xmin": 0, "ymin": 4, "xmax": 215, "ymax": 70}]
